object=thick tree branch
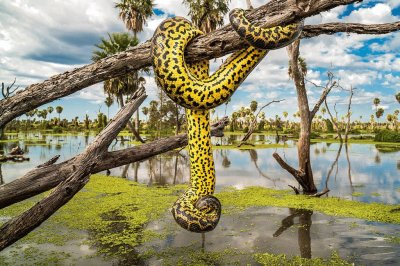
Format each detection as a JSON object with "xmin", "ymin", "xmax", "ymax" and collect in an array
[
  {"xmin": 0, "ymin": 117, "xmax": 229, "ymax": 209},
  {"xmin": 301, "ymin": 22, "xmax": 400, "ymax": 38},
  {"xmin": 0, "ymin": 88, "xmax": 146, "ymax": 251},
  {"xmin": 0, "ymin": 0, "xmax": 376, "ymax": 128},
  {"xmin": 272, "ymin": 152, "xmax": 308, "ymax": 189}
]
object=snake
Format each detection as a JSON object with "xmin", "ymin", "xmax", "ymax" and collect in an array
[{"xmin": 151, "ymin": 8, "xmax": 303, "ymax": 233}]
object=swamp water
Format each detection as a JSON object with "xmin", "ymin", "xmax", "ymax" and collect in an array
[{"xmin": 0, "ymin": 132, "xmax": 399, "ymax": 265}]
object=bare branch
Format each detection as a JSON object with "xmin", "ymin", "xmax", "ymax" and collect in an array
[
  {"xmin": 0, "ymin": 88, "xmax": 146, "ymax": 251},
  {"xmin": 308, "ymin": 72, "xmax": 339, "ymax": 119},
  {"xmin": 238, "ymin": 99, "xmax": 284, "ymax": 146},
  {"xmin": 301, "ymin": 21, "xmax": 400, "ymax": 38},
  {"xmin": 272, "ymin": 152, "xmax": 308, "ymax": 189}
]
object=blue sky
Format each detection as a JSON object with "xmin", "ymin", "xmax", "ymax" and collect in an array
[{"xmin": 0, "ymin": 0, "xmax": 399, "ymax": 122}]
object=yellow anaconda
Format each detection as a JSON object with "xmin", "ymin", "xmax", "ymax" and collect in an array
[{"xmin": 151, "ymin": 8, "xmax": 303, "ymax": 233}]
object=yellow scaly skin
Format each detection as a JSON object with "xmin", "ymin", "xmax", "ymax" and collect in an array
[{"xmin": 151, "ymin": 10, "xmax": 303, "ymax": 233}]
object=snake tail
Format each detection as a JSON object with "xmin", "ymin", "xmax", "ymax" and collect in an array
[
  {"xmin": 229, "ymin": 8, "xmax": 304, "ymax": 50},
  {"xmin": 171, "ymin": 109, "xmax": 221, "ymax": 232}
]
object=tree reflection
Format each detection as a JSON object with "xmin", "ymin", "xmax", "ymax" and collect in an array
[
  {"xmin": 324, "ymin": 144, "xmax": 343, "ymax": 193},
  {"xmin": 247, "ymin": 149, "xmax": 280, "ymax": 186},
  {"xmin": 0, "ymin": 164, "xmax": 4, "ymax": 185},
  {"xmin": 344, "ymin": 145, "xmax": 354, "ymax": 192},
  {"xmin": 146, "ymin": 151, "xmax": 188, "ymax": 186},
  {"xmin": 273, "ymin": 208, "xmax": 313, "ymax": 259}
]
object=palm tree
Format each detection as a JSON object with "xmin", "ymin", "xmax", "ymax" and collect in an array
[
  {"xmin": 288, "ymin": 56, "xmax": 307, "ymax": 79},
  {"xmin": 376, "ymin": 107, "xmax": 384, "ymax": 124},
  {"xmin": 373, "ymin": 97, "xmax": 380, "ymax": 111},
  {"xmin": 115, "ymin": 0, "xmax": 154, "ymax": 38},
  {"xmin": 104, "ymin": 95, "xmax": 114, "ymax": 121},
  {"xmin": 183, "ymin": 0, "xmax": 230, "ymax": 33},
  {"xmin": 56, "ymin": 106, "xmax": 63, "ymax": 121},
  {"xmin": 250, "ymin": 100, "xmax": 258, "ymax": 113},
  {"xmin": 92, "ymin": 33, "xmax": 145, "ymax": 141},
  {"xmin": 396, "ymin": 92, "xmax": 400, "ymax": 104},
  {"xmin": 47, "ymin": 106, "xmax": 54, "ymax": 118}
]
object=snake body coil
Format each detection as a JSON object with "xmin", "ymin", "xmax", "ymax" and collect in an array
[{"xmin": 151, "ymin": 9, "xmax": 303, "ymax": 233}]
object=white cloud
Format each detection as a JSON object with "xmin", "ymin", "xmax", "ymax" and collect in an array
[{"xmin": 344, "ymin": 3, "xmax": 398, "ymax": 24}]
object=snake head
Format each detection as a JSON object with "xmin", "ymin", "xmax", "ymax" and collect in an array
[
  {"xmin": 229, "ymin": 8, "xmax": 304, "ymax": 50},
  {"xmin": 171, "ymin": 195, "xmax": 221, "ymax": 233}
]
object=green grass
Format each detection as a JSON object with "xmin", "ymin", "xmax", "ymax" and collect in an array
[{"xmin": 217, "ymin": 187, "xmax": 400, "ymax": 224}]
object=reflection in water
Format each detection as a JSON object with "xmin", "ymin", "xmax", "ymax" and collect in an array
[
  {"xmin": 273, "ymin": 209, "xmax": 313, "ymax": 259},
  {"xmin": 0, "ymin": 164, "xmax": 3, "ymax": 185},
  {"xmin": 1, "ymin": 133, "xmax": 400, "ymax": 204},
  {"xmin": 345, "ymin": 145, "xmax": 354, "ymax": 193},
  {"xmin": 324, "ymin": 143, "xmax": 343, "ymax": 192}
]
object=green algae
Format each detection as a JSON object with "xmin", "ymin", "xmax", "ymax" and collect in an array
[
  {"xmin": 0, "ymin": 174, "xmax": 185, "ymax": 262},
  {"xmin": 254, "ymin": 251, "xmax": 352, "ymax": 266},
  {"xmin": 351, "ymin": 192, "xmax": 364, "ymax": 197},
  {"xmin": 1, "ymin": 175, "xmax": 399, "ymax": 265},
  {"xmin": 216, "ymin": 187, "xmax": 400, "ymax": 224}
]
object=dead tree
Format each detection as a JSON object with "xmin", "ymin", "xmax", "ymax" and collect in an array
[
  {"xmin": 1, "ymin": 78, "xmax": 19, "ymax": 139},
  {"xmin": 0, "ymin": 88, "xmax": 147, "ymax": 250},
  {"xmin": 273, "ymin": 42, "xmax": 339, "ymax": 194}
]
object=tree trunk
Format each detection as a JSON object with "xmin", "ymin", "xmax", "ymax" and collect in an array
[
  {"xmin": 118, "ymin": 93, "xmax": 145, "ymax": 143},
  {"xmin": 0, "ymin": 127, "xmax": 5, "ymax": 140},
  {"xmin": 344, "ymin": 87, "xmax": 354, "ymax": 143},
  {"xmin": 279, "ymin": 39, "xmax": 316, "ymax": 193}
]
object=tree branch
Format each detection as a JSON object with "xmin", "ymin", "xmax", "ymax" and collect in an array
[
  {"xmin": 238, "ymin": 99, "xmax": 284, "ymax": 147},
  {"xmin": 0, "ymin": 0, "xmax": 383, "ymax": 128},
  {"xmin": 272, "ymin": 152, "xmax": 307, "ymax": 189},
  {"xmin": 308, "ymin": 72, "xmax": 339, "ymax": 119},
  {"xmin": 301, "ymin": 21, "xmax": 400, "ymax": 38},
  {"xmin": 0, "ymin": 117, "xmax": 229, "ymax": 209},
  {"xmin": 0, "ymin": 88, "xmax": 146, "ymax": 251}
]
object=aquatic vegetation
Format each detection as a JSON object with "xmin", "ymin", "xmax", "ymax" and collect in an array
[
  {"xmin": 1, "ymin": 175, "xmax": 399, "ymax": 264},
  {"xmin": 374, "ymin": 130, "xmax": 400, "ymax": 143},
  {"xmin": 370, "ymin": 192, "xmax": 381, "ymax": 197},
  {"xmin": 0, "ymin": 174, "xmax": 185, "ymax": 260},
  {"xmin": 351, "ymin": 192, "xmax": 364, "ymax": 197},
  {"xmin": 254, "ymin": 251, "xmax": 352, "ymax": 266},
  {"xmin": 216, "ymin": 187, "xmax": 400, "ymax": 224}
]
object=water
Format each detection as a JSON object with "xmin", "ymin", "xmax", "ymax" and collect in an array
[
  {"xmin": 142, "ymin": 207, "xmax": 400, "ymax": 265},
  {"xmin": 2, "ymin": 132, "xmax": 398, "ymax": 204},
  {"xmin": 1, "ymin": 132, "xmax": 399, "ymax": 264}
]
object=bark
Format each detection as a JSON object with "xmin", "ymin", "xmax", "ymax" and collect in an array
[
  {"xmin": 0, "ymin": 88, "xmax": 144, "ymax": 251},
  {"xmin": 118, "ymin": 93, "xmax": 145, "ymax": 143},
  {"xmin": 344, "ymin": 87, "xmax": 354, "ymax": 143},
  {"xmin": 3, "ymin": 0, "xmax": 394, "ymax": 129},
  {"xmin": 0, "ymin": 117, "xmax": 229, "ymax": 209},
  {"xmin": 274, "ymin": 39, "xmax": 317, "ymax": 193}
]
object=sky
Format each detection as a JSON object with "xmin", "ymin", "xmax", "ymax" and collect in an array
[{"xmin": 0, "ymin": 0, "xmax": 399, "ymax": 122}]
